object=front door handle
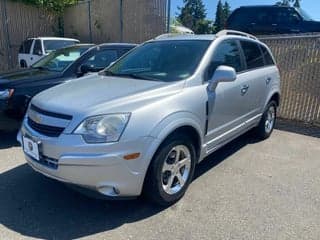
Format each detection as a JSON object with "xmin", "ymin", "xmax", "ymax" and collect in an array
[
  {"xmin": 266, "ymin": 77, "xmax": 272, "ymax": 85},
  {"xmin": 241, "ymin": 85, "xmax": 249, "ymax": 95}
]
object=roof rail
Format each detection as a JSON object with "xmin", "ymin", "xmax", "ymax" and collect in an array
[
  {"xmin": 216, "ymin": 30, "xmax": 258, "ymax": 40},
  {"xmin": 154, "ymin": 32, "xmax": 193, "ymax": 40}
]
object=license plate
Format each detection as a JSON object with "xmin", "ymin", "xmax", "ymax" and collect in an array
[{"xmin": 23, "ymin": 136, "xmax": 40, "ymax": 161}]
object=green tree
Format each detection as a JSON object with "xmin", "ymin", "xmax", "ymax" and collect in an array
[
  {"xmin": 214, "ymin": 0, "xmax": 224, "ymax": 32},
  {"xmin": 293, "ymin": 0, "xmax": 301, "ymax": 7},
  {"xmin": 222, "ymin": 1, "xmax": 231, "ymax": 27},
  {"xmin": 276, "ymin": 0, "xmax": 301, "ymax": 7},
  {"xmin": 177, "ymin": 0, "xmax": 212, "ymax": 34},
  {"xmin": 14, "ymin": 0, "xmax": 79, "ymax": 13},
  {"xmin": 214, "ymin": 1, "xmax": 231, "ymax": 32}
]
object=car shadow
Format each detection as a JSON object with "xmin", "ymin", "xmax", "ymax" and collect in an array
[
  {"xmin": 0, "ymin": 132, "xmax": 258, "ymax": 239},
  {"xmin": 0, "ymin": 130, "xmax": 20, "ymax": 149},
  {"xmin": 275, "ymin": 118, "xmax": 320, "ymax": 139}
]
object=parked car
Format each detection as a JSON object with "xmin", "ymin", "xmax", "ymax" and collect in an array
[
  {"xmin": 0, "ymin": 43, "xmax": 137, "ymax": 124},
  {"xmin": 18, "ymin": 37, "xmax": 80, "ymax": 68},
  {"xmin": 226, "ymin": 5, "xmax": 320, "ymax": 35},
  {"xmin": 18, "ymin": 30, "xmax": 280, "ymax": 206}
]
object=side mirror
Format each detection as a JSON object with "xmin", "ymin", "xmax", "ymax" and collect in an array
[
  {"xmin": 207, "ymin": 65, "xmax": 236, "ymax": 92},
  {"xmin": 79, "ymin": 64, "xmax": 94, "ymax": 74}
]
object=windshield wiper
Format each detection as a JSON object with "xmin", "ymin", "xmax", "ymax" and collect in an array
[
  {"xmin": 32, "ymin": 66, "xmax": 50, "ymax": 71},
  {"xmin": 100, "ymin": 70, "xmax": 158, "ymax": 81}
]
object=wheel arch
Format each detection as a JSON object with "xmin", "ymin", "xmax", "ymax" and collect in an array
[{"xmin": 265, "ymin": 91, "xmax": 281, "ymax": 109}]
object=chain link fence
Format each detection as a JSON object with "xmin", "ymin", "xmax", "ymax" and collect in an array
[{"xmin": 262, "ymin": 35, "xmax": 320, "ymax": 126}]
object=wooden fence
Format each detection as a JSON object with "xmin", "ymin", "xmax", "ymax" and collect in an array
[
  {"xmin": 0, "ymin": 1, "xmax": 57, "ymax": 70},
  {"xmin": 63, "ymin": 0, "xmax": 167, "ymax": 44},
  {"xmin": 0, "ymin": 0, "xmax": 167, "ymax": 70},
  {"xmin": 262, "ymin": 35, "xmax": 320, "ymax": 126}
]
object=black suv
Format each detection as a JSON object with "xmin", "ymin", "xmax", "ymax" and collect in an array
[
  {"xmin": 227, "ymin": 5, "xmax": 320, "ymax": 35},
  {"xmin": 0, "ymin": 43, "xmax": 136, "ymax": 127}
]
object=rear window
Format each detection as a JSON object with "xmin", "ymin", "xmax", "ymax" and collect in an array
[
  {"xmin": 19, "ymin": 39, "xmax": 33, "ymax": 54},
  {"xmin": 43, "ymin": 40, "xmax": 79, "ymax": 53},
  {"xmin": 260, "ymin": 45, "xmax": 275, "ymax": 66},
  {"xmin": 240, "ymin": 41, "xmax": 265, "ymax": 70}
]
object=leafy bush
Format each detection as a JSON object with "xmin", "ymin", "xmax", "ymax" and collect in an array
[{"xmin": 13, "ymin": 0, "xmax": 79, "ymax": 13}]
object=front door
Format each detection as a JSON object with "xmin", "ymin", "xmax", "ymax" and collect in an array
[
  {"xmin": 205, "ymin": 40, "xmax": 250, "ymax": 152},
  {"xmin": 30, "ymin": 39, "xmax": 44, "ymax": 65}
]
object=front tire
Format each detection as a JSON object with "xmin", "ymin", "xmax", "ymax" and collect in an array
[
  {"xmin": 20, "ymin": 60, "xmax": 27, "ymax": 68},
  {"xmin": 143, "ymin": 133, "xmax": 197, "ymax": 206},
  {"xmin": 255, "ymin": 101, "xmax": 277, "ymax": 140}
]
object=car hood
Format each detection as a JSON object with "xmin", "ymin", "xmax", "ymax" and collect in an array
[
  {"xmin": 0, "ymin": 68, "xmax": 62, "ymax": 88},
  {"xmin": 32, "ymin": 74, "xmax": 184, "ymax": 119}
]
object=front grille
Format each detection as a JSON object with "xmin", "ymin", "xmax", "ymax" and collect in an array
[
  {"xmin": 30, "ymin": 154, "xmax": 59, "ymax": 170},
  {"xmin": 30, "ymin": 104, "xmax": 73, "ymax": 120},
  {"xmin": 28, "ymin": 117, "xmax": 65, "ymax": 137}
]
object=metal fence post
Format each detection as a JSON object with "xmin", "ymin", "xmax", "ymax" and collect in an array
[
  {"xmin": 88, "ymin": 0, "xmax": 93, "ymax": 43},
  {"xmin": 167, "ymin": 0, "xmax": 171, "ymax": 33},
  {"xmin": 1, "ymin": 0, "xmax": 12, "ymax": 68},
  {"xmin": 120, "ymin": 0, "xmax": 123, "ymax": 42}
]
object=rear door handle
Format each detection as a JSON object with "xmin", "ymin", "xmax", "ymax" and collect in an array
[{"xmin": 241, "ymin": 85, "xmax": 249, "ymax": 95}]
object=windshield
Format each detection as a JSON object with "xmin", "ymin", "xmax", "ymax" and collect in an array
[
  {"xmin": 297, "ymin": 8, "xmax": 313, "ymax": 21},
  {"xmin": 103, "ymin": 40, "xmax": 211, "ymax": 82},
  {"xmin": 43, "ymin": 40, "xmax": 79, "ymax": 53},
  {"xmin": 32, "ymin": 46, "xmax": 90, "ymax": 72}
]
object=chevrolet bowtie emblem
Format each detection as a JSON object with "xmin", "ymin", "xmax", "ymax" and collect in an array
[{"xmin": 34, "ymin": 114, "xmax": 42, "ymax": 124}]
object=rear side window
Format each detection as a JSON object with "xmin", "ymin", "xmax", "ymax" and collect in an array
[
  {"xmin": 272, "ymin": 8, "xmax": 302, "ymax": 24},
  {"xmin": 19, "ymin": 39, "xmax": 33, "ymax": 54},
  {"xmin": 240, "ymin": 41, "xmax": 264, "ymax": 70},
  {"xmin": 208, "ymin": 40, "xmax": 243, "ymax": 77},
  {"xmin": 260, "ymin": 45, "xmax": 275, "ymax": 66}
]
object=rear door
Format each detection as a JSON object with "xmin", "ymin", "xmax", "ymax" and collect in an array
[
  {"xmin": 239, "ymin": 40, "xmax": 267, "ymax": 124},
  {"xmin": 18, "ymin": 39, "xmax": 34, "ymax": 67},
  {"xmin": 272, "ymin": 8, "xmax": 302, "ymax": 34},
  {"xmin": 250, "ymin": 8, "xmax": 278, "ymax": 35}
]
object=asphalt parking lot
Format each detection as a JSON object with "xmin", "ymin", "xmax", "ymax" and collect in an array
[{"xmin": 0, "ymin": 121, "xmax": 319, "ymax": 240}]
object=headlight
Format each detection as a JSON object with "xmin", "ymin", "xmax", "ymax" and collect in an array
[
  {"xmin": 0, "ymin": 89, "xmax": 14, "ymax": 100},
  {"xmin": 74, "ymin": 113, "xmax": 130, "ymax": 143}
]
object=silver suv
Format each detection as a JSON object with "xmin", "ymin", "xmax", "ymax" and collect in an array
[{"xmin": 18, "ymin": 30, "xmax": 280, "ymax": 205}]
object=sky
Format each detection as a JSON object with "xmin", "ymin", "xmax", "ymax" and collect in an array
[{"xmin": 171, "ymin": 0, "xmax": 320, "ymax": 21}]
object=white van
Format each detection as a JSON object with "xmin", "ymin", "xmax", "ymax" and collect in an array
[{"xmin": 18, "ymin": 37, "xmax": 80, "ymax": 68}]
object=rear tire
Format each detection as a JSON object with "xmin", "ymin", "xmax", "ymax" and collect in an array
[
  {"xmin": 143, "ymin": 133, "xmax": 197, "ymax": 206},
  {"xmin": 254, "ymin": 101, "xmax": 277, "ymax": 140},
  {"xmin": 20, "ymin": 60, "xmax": 27, "ymax": 68}
]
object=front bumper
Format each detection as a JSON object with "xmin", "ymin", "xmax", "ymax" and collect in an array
[
  {"xmin": 18, "ymin": 120, "xmax": 159, "ymax": 197},
  {"xmin": 0, "ymin": 99, "xmax": 8, "ymax": 112}
]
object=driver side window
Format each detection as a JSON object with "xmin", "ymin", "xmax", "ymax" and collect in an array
[
  {"xmin": 84, "ymin": 49, "xmax": 118, "ymax": 69},
  {"xmin": 206, "ymin": 40, "xmax": 243, "ymax": 81}
]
